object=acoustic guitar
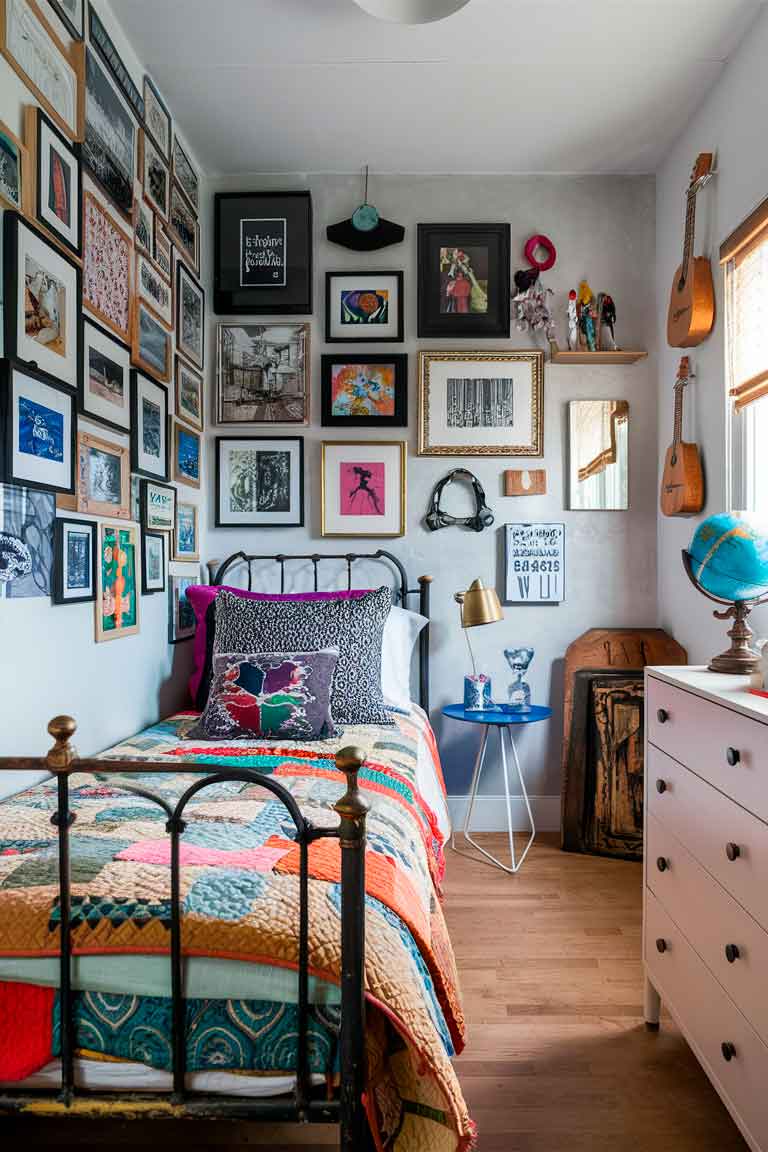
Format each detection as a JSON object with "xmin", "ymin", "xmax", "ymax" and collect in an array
[
  {"xmin": 660, "ymin": 356, "xmax": 704, "ymax": 516},
  {"xmin": 667, "ymin": 153, "xmax": 716, "ymax": 347}
]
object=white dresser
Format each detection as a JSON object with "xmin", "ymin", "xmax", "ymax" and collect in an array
[{"xmin": 644, "ymin": 666, "xmax": 768, "ymax": 1152}]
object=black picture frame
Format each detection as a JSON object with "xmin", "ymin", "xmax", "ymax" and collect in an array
[
  {"xmin": 140, "ymin": 477, "xmax": 175, "ymax": 531},
  {"xmin": 48, "ymin": 0, "xmax": 84, "ymax": 41},
  {"xmin": 130, "ymin": 369, "xmax": 169, "ymax": 481},
  {"xmin": 143, "ymin": 75, "xmax": 171, "ymax": 162},
  {"xmin": 417, "ymin": 223, "xmax": 511, "ymax": 338},
  {"xmin": 176, "ymin": 261, "xmax": 205, "ymax": 370},
  {"xmin": 83, "ymin": 47, "xmax": 135, "ymax": 219},
  {"xmin": 0, "ymin": 359, "xmax": 76, "ymax": 494},
  {"xmin": 321, "ymin": 354, "xmax": 408, "ymax": 428},
  {"xmin": 78, "ymin": 315, "xmax": 132, "ymax": 435},
  {"xmin": 214, "ymin": 191, "xmax": 312, "ymax": 315},
  {"xmin": 215, "ymin": 435, "xmax": 304, "ymax": 528},
  {"xmin": 32, "ymin": 106, "xmax": 82, "ymax": 257},
  {"xmin": 141, "ymin": 529, "xmax": 167, "ymax": 595},
  {"xmin": 88, "ymin": 3, "xmax": 144, "ymax": 121},
  {"xmin": 325, "ymin": 270, "xmax": 404, "ymax": 343},
  {"xmin": 53, "ymin": 517, "xmax": 96, "ymax": 605}
]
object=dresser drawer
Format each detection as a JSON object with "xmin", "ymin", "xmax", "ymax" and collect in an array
[
  {"xmin": 648, "ymin": 745, "xmax": 768, "ymax": 932},
  {"xmin": 647, "ymin": 677, "xmax": 768, "ymax": 823},
  {"xmin": 647, "ymin": 813, "xmax": 768, "ymax": 1047},
  {"xmin": 646, "ymin": 890, "xmax": 768, "ymax": 1151}
]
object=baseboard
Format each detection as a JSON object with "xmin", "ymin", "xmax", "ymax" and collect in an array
[{"xmin": 447, "ymin": 794, "xmax": 561, "ymax": 832}]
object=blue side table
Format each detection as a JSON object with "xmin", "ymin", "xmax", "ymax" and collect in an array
[{"xmin": 443, "ymin": 703, "xmax": 552, "ymax": 874}]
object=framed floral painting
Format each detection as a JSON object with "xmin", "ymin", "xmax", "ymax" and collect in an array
[
  {"xmin": 321, "ymin": 440, "xmax": 405, "ymax": 538},
  {"xmin": 95, "ymin": 520, "xmax": 139, "ymax": 642},
  {"xmin": 83, "ymin": 190, "xmax": 132, "ymax": 343}
]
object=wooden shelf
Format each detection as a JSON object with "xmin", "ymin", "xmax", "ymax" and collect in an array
[{"xmin": 549, "ymin": 348, "xmax": 648, "ymax": 365}]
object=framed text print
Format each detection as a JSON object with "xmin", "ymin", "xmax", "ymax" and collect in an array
[
  {"xmin": 321, "ymin": 440, "xmax": 406, "ymax": 538},
  {"xmin": 214, "ymin": 191, "xmax": 312, "ymax": 315},
  {"xmin": 215, "ymin": 435, "xmax": 304, "ymax": 528},
  {"xmin": 504, "ymin": 522, "xmax": 565, "ymax": 603}
]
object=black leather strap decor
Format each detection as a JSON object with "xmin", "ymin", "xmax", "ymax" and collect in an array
[{"xmin": 425, "ymin": 468, "xmax": 494, "ymax": 533}]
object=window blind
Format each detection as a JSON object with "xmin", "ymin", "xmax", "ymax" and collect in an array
[{"xmin": 726, "ymin": 225, "xmax": 768, "ymax": 412}]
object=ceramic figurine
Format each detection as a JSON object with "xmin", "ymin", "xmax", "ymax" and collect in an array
[
  {"xmin": 577, "ymin": 281, "xmax": 597, "ymax": 351},
  {"xmin": 512, "ymin": 267, "xmax": 555, "ymax": 344},
  {"xmin": 567, "ymin": 289, "xmax": 579, "ymax": 350},
  {"xmin": 504, "ymin": 646, "xmax": 534, "ymax": 711},
  {"xmin": 597, "ymin": 292, "xmax": 618, "ymax": 350},
  {"xmin": 464, "ymin": 673, "xmax": 493, "ymax": 711}
]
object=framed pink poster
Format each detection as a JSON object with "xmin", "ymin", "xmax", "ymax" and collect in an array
[{"xmin": 321, "ymin": 441, "xmax": 405, "ymax": 538}]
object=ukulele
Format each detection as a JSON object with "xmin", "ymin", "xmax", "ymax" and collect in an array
[
  {"xmin": 660, "ymin": 356, "xmax": 704, "ymax": 516},
  {"xmin": 667, "ymin": 153, "xmax": 716, "ymax": 347}
]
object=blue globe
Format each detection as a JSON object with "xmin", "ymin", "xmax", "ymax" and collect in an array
[{"xmin": 689, "ymin": 514, "xmax": 768, "ymax": 602}]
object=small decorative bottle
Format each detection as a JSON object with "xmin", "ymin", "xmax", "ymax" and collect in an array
[{"xmin": 505, "ymin": 647, "xmax": 534, "ymax": 711}]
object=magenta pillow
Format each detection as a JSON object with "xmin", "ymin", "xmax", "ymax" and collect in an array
[{"xmin": 185, "ymin": 584, "xmax": 369, "ymax": 703}]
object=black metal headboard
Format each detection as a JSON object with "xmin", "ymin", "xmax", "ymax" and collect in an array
[{"xmin": 207, "ymin": 549, "xmax": 432, "ymax": 712}]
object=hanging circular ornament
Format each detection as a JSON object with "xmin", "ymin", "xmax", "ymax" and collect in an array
[
  {"xmin": 523, "ymin": 233, "xmax": 557, "ymax": 272},
  {"xmin": 351, "ymin": 201, "xmax": 380, "ymax": 232}
]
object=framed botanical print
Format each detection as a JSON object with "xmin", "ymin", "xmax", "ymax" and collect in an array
[
  {"xmin": 154, "ymin": 223, "xmax": 172, "ymax": 278},
  {"xmin": 173, "ymin": 500, "xmax": 199, "ymax": 562},
  {"xmin": 130, "ymin": 370, "xmax": 168, "ymax": 481},
  {"xmin": 321, "ymin": 440, "xmax": 406, "ymax": 538},
  {"xmin": 176, "ymin": 261, "xmax": 204, "ymax": 368},
  {"xmin": 325, "ymin": 271, "xmax": 404, "ymax": 342},
  {"xmin": 172, "ymin": 418, "xmax": 201, "ymax": 489},
  {"xmin": 134, "ymin": 195, "xmax": 154, "ymax": 257},
  {"xmin": 83, "ymin": 47, "xmax": 135, "ymax": 218},
  {"xmin": 141, "ymin": 529, "xmax": 166, "ymax": 594},
  {"xmin": 132, "ymin": 301, "xmax": 172, "ymax": 383},
  {"xmin": 216, "ymin": 322, "xmax": 309, "ymax": 425},
  {"xmin": 175, "ymin": 356, "xmax": 203, "ymax": 430},
  {"xmin": 136, "ymin": 251, "xmax": 172, "ymax": 329},
  {"xmin": 140, "ymin": 129, "xmax": 169, "ymax": 221},
  {"xmin": 53, "ymin": 517, "xmax": 95, "ymax": 604},
  {"xmin": 417, "ymin": 223, "xmax": 511, "ymax": 338},
  {"xmin": 83, "ymin": 190, "xmax": 132, "ymax": 342},
  {"xmin": 48, "ymin": 0, "xmax": 84, "ymax": 40},
  {"xmin": 76, "ymin": 429, "xmax": 130, "ymax": 517},
  {"xmin": 31, "ymin": 106, "xmax": 81, "ymax": 257},
  {"xmin": 214, "ymin": 191, "xmax": 312, "ymax": 315},
  {"xmin": 0, "ymin": 360, "xmax": 75, "ymax": 494},
  {"xmin": 215, "ymin": 435, "xmax": 303, "ymax": 528},
  {"xmin": 88, "ymin": 3, "xmax": 143, "ymax": 121},
  {"xmin": 417, "ymin": 349, "xmax": 544, "ymax": 457},
  {"xmin": 79, "ymin": 317, "xmax": 131, "ymax": 433},
  {"xmin": 1, "ymin": 0, "xmax": 81, "ymax": 141},
  {"xmin": 168, "ymin": 573, "xmax": 196, "ymax": 643},
  {"xmin": 3, "ymin": 212, "xmax": 81, "ymax": 390},
  {"xmin": 0, "ymin": 118, "xmax": 27, "ymax": 214},
  {"xmin": 172, "ymin": 134, "xmax": 198, "ymax": 214},
  {"xmin": 143, "ymin": 76, "xmax": 171, "ymax": 160},
  {"xmin": 95, "ymin": 520, "xmax": 140, "ymax": 642},
  {"xmin": 140, "ymin": 477, "xmax": 175, "ymax": 532},
  {"xmin": 169, "ymin": 182, "xmax": 199, "ymax": 273},
  {"xmin": 321, "ymin": 354, "xmax": 407, "ymax": 428}
]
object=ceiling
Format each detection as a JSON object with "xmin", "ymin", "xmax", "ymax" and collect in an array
[{"xmin": 111, "ymin": 0, "xmax": 764, "ymax": 175}]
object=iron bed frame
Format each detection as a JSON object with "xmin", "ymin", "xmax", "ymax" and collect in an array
[{"xmin": 0, "ymin": 549, "xmax": 433, "ymax": 1149}]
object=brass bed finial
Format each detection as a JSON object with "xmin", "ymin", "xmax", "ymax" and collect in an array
[
  {"xmin": 46, "ymin": 715, "xmax": 77, "ymax": 772},
  {"xmin": 334, "ymin": 746, "xmax": 369, "ymax": 825}
]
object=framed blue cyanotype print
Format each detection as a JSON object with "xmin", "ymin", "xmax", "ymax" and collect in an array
[{"xmin": 0, "ymin": 360, "xmax": 75, "ymax": 494}]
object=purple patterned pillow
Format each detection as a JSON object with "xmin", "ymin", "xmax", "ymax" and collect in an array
[{"xmin": 189, "ymin": 649, "xmax": 340, "ymax": 741}]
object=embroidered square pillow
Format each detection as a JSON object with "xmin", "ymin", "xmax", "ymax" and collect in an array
[
  {"xmin": 212, "ymin": 587, "xmax": 394, "ymax": 726},
  {"xmin": 191, "ymin": 649, "xmax": 340, "ymax": 741}
]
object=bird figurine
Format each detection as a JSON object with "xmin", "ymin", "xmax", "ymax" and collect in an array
[
  {"xmin": 597, "ymin": 292, "xmax": 618, "ymax": 351},
  {"xmin": 577, "ymin": 280, "xmax": 597, "ymax": 351}
]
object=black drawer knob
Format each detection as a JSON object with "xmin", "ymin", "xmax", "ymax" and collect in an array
[
  {"xmin": 656, "ymin": 938, "xmax": 667, "ymax": 953},
  {"xmin": 656, "ymin": 779, "xmax": 667, "ymax": 794},
  {"xmin": 656, "ymin": 856, "xmax": 670, "ymax": 872},
  {"xmin": 725, "ymin": 944, "xmax": 740, "ymax": 964},
  {"xmin": 726, "ymin": 842, "xmax": 741, "ymax": 862},
  {"xmin": 726, "ymin": 747, "xmax": 741, "ymax": 766},
  {"xmin": 657, "ymin": 708, "xmax": 669, "ymax": 724},
  {"xmin": 721, "ymin": 1041, "xmax": 736, "ymax": 1062}
]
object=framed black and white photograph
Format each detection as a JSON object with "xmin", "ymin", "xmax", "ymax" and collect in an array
[
  {"xmin": 137, "ymin": 251, "xmax": 172, "ymax": 329},
  {"xmin": 321, "ymin": 353, "xmax": 407, "ymax": 428},
  {"xmin": 215, "ymin": 435, "xmax": 304, "ymax": 528},
  {"xmin": 176, "ymin": 261, "xmax": 204, "ymax": 369},
  {"xmin": 154, "ymin": 223, "xmax": 172, "ymax": 278},
  {"xmin": 132, "ymin": 300, "xmax": 172, "ymax": 383},
  {"xmin": 141, "ymin": 529, "xmax": 166, "ymax": 594},
  {"xmin": 504, "ymin": 522, "xmax": 565, "ymax": 604},
  {"xmin": 169, "ymin": 182, "xmax": 199, "ymax": 273},
  {"xmin": 130, "ymin": 369, "xmax": 168, "ymax": 481},
  {"xmin": 172, "ymin": 417, "xmax": 201, "ymax": 488},
  {"xmin": 53, "ymin": 517, "xmax": 95, "ymax": 604},
  {"xmin": 83, "ymin": 47, "xmax": 135, "ymax": 218},
  {"xmin": 0, "ymin": 118, "xmax": 27, "ymax": 213},
  {"xmin": 140, "ymin": 476, "xmax": 175, "ymax": 531},
  {"xmin": 216, "ymin": 322, "xmax": 309, "ymax": 425},
  {"xmin": 417, "ymin": 349, "xmax": 544, "ymax": 456},
  {"xmin": 143, "ymin": 76, "xmax": 171, "ymax": 160},
  {"xmin": 325, "ymin": 270, "xmax": 404, "ymax": 342},
  {"xmin": 32, "ymin": 106, "xmax": 81, "ymax": 256},
  {"xmin": 48, "ymin": 0, "xmax": 84, "ymax": 41},
  {"xmin": 214, "ymin": 191, "xmax": 312, "ymax": 315},
  {"xmin": 3, "ymin": 211, "xmax": 81, "ymax": 391},
  {"xmin": 173, "ymin": 499, "xmax": 199, "ymax": 562},
  {"xmin": 88, "ymin": 3, "xmax": 143, "ymax": 121},
  {"xmin": 175, "ymin": 355, "xmax": 203, "ymax": 430},
  {"xmin": 141, "ymin": 129, "xmax": 169, "ymax": 221},
  {"xmin": 79, "ymin": 316, "xmax": 131, "ymax": 433},
  {"xmin": 172, "ymin": 134, "xmax": 198, "ymax": 214},
  {"xmin": 0, "ymin": 360, "xmax": 75, "ymax": 494},
  {"xmin": 134, "ymin": 194, "xmax": 154, "ymax": 257},
  {"xmin": 417, "ymin": 223, "xmax": 511, "ymax": 338}
]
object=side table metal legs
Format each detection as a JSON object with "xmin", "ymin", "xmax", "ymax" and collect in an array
[{"xmin": 452, "ymin": 723, "xmax": 536, "ymax": 873}]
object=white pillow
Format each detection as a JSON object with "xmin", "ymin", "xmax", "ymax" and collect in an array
[{"xmin": 381, "ymin": 605, "xmax": 428, "ymax": 711}]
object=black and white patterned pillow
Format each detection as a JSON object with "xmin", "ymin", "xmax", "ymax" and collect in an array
[{"xmin": 212, "ymin": 587, "xmax": 394, "ymax": 726}]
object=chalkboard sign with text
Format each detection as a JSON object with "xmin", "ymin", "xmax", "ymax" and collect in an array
[
  {"xmin": 505, "ymin": 522, "xmax": 565, "ymax": 603},
  {"xmin": 215, "ymin": 192, "xmax": 312, "ymax": 314}
]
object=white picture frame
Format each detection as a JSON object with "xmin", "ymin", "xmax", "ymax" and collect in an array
[{"xmin": 215, "ymin": 435, "xmax": 303, "ymax": 528}]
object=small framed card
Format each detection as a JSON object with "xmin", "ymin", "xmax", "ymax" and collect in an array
[{"xmin": 53, "ymin": 517, "xmax": 96, "ymax": 604}]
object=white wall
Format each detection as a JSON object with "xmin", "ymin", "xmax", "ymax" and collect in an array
[
  {"xmin": 205, "ymin": 173, "xmax": 658, "ymax": 817},
  {"xmin": 656, "ymin": 5, "xmax": 768, "ymax": 661}
]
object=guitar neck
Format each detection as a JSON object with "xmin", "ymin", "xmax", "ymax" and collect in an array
[
  {"xmin": 681, "ymin": 190, "xmax": 697, "ymax": 280},
  {"xmin": 673, "ymin": 385, "xmax": 684, "ymax": 445}
]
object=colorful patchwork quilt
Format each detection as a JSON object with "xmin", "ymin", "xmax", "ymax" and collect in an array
[{"xmin": 0, "ymin": 708, "xmax": 474, "ymax": 1151}]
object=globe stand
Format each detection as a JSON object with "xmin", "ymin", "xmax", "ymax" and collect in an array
[{"xmin": 682, "ymin": 550, "xmax": 768, "ymax": 674}]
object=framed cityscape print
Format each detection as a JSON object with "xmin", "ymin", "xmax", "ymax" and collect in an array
[
  {"xmin": 88, "ymin": 3, "xmax": 143, "ymax": 120},
  {"xmin": 31, "ymin": 105, "xmax": 81, "ymax": 257},
  {"xmin": 141, "ymin": 529, "xmax": 166, "ymax": 594},
  {"xmin": 48, "ymin": 0, "xmax": 84, "ymax": 41},
  {"xmin": 3, "ymin": 212, "xmax": 81, "ymax": 390},
  {"xmin": 214, "ymin": 191, "xmax": 312, "ymax": 315},
  {"xmin": 53, "ymin": 517, "xmax": 95, "ymax": 604},
  {"xmin": 0, "ymin": 360, "xmax": 75, "ymax": 494},
  {"xmin": 176, "ymin": 261, "xmax": 204, "ymax": 368},
  {"xmin": 83, "ymin": 190, "xmax": 132, "ymax": 342},
  {"xmin": 417, "ymin": 223, "xmax": 511, "ymax": 338},
  {"xmin": 175, "ymin": 356, "xmax": 203, "ymax": 430},
  {"xmin": 140, "ymin": 477, "xmax": 175, "ymax": 531},
  {"xmin": 172, "ymin": 418, "xmax": 201, "ymax": 488},
  {"xmin": 216, "ymin": 323, "xmax": 309, "ymax": 425},
  {"xmin": 215, "ymin": 435, "xmax": 304, "ymax": 528},
  {"xmin": 134, "ymin": 195, "xmax": 154, "ymax": 257},
  {"xmin": 130, "ymin": 370, "xmax": 168, "ymax": 481},
  {"xmin": 417, "ymin": 349, "xmax": 543, "ymax": 456},
  {"xmin": 169, "ymin": 182, "xmax": 199, "ymax": 273},
  {"xmin": 321, "ymin": 440, "xmax": 405, "ymax": 538},
  {"xmin": 95, "ymin": 520, "xmax": 140, "ymax": 642},
  {"xmin": 168, "ymin": 573, "xmax": 196, "ymax": 643},
  {"xmin": 136, "ymin": 251, "xmax": 172, "ymax": 329},
  {"xmin": 75, "ymin": 429, "xmax": 130, "ymax": 517},
  {"xmin": 140, "ymin": 129, "xmax": 169, "ymax": 221},
  {"xmin": 143, "ymin": 76, "xmax": 171, "ymax": 160},
  {"xmin": 132, "ymin": 301, "xmax": 172, "ymax": 383},
  {"xmin": 83, "ymin": 47, "xmax": 135, "ymax": 218},
  {"xmin": 172, "ymin": 134, "xmax": 198, "ymax": 213},
  {"xmin": 79, "ymin": 316, "xmax": 132, "ymax": 433},
  {"xmin": 321, "ymin": 354, "xmax": 407, "ymax": 428},
  {"xmin": 1, "ymin": 0, "xmax": 81, "ymax": 141},
  {"xmin": 0, "ymin": 118, "xmax": 27, "ymax": 213},
  {"xmin": 325, "ymin": 271, "xmax": 403, "ymax": 343},
  {"xmin": 173, "ymin": 500, "xmax": 199, "ymax": 562}
]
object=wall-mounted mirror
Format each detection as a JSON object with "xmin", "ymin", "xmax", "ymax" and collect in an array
[{"xmin": 569, "ymin": 400, "xmax": 629, "ymax": 510}]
